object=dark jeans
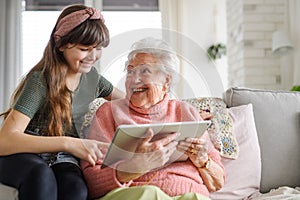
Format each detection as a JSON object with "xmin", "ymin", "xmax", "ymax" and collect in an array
[{"xmin": 0, "ymin": 153, "xmax": 88, "ymax": 200}]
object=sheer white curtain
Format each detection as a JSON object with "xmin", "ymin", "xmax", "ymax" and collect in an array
[
  {"xmin": 159, "ymin": 0, "xmax": 186, "ymax": 97},
  {"xmin": 288, "ymin": 0, "xmax": 300, "ymax": 86},
  {"xmin": 0, "ymin": 0, "xmax": 22, "ymax": 114},
  {"xmin": 159, "ymin": 0, "xmax": 183, "ymax": 52}
]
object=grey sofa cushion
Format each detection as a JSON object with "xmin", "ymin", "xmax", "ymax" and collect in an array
[
  {"xmin": 223, "ymin": 87, "xmax": 300, "ymax": 193},
  {"xmin": 0, "ymin": 183, "xmax": 18, "ymax": 200}
]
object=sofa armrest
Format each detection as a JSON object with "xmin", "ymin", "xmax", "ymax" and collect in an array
[{"xmin": 0, "ymin": 183, "xmax": 18, "ymax": 200}]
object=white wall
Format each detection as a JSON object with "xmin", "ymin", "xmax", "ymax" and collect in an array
[
  {"xmin": 176, "ymin": 0, "xmax": 227, "ymax": 98},
  {"xmin": 177, "ymin": 0, "xmax": 299, "ymax": 91},
  {"xmin": 225, "ymin": 0, "xmax": 299, "ymax": 90}
]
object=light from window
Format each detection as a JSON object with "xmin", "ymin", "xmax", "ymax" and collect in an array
[
  {"xmin": 22, "ymin": 11, "xmax": 59, "ymax": 74},
  {"xmin": 21, "ymin": 11, "xmax": 161, "ymax": 77}
]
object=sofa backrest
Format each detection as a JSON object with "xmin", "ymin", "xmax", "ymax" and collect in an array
[{"xmin": 223, "ymin": 87, "xmax": 300, "ymax": 193}]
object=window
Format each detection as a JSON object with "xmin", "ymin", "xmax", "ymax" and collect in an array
[
  {"xmin": 103, "ymin": 0, "xmax": 158, "ymax": 11},
  {"xmin": 24, "ymin": 0, "xmax": 158, "ymax": 11},
  {"xmin": 25, "ymin": 0, "xmax": 84, "ymax": 11},
  {"xmin": 21, "ymin": 1, "xmax": 161, "ymax": 76},
  {"xmin": 22, "ymin": 11, "xmax": 59, "ymax": 74}
]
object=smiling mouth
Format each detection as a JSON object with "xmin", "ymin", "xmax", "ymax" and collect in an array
[
  {"xmin": 132, "ymin": 87, "xmax": 147, "ymax": 93},
  {"xmin": 80, "ymin": 61, "xmax": 94, "ymax": 65}
]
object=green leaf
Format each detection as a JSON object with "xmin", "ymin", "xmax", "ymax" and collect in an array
[
  {"xmin": 207, "ymin": 43, "xmax": 226, "ymax": 61},
  {"xmin": 291, "ymin": 85, "xmax": 300, "ymax": 91}
]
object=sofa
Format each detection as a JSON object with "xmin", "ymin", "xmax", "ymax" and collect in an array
[
  {"xmin": 209, "ymin": 87, "xmax": 300, "ymax": 199},
  {"xmin": 1, "ymin": 87, "xmax": 300, "ymax": 200}
]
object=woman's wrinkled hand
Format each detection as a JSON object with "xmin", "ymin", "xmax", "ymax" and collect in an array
[
  {"xmin": 199, "ymin": 110, "xmax": 212, "ymax": 120},
  {"xmin": 177, "ymin": 137, "xmax": 209, "ymax": 168},
  {"xmin": 119, "ymin": 128, "xmax": 179, "ymax": 174}
]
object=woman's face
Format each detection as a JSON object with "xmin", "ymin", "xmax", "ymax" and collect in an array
[
  {"xmin": 60, "ymin": 43, "xmax": 102, "ymax": 74},
  {"xmin": 125, "ymin": 53, "xmax": 171, "ymax": 109}
]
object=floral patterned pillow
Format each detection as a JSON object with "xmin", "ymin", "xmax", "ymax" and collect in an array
[
  {"xmin": 182, "ymin": 97, "xmax": 239, "ymax": 159},
  {"xmin": 80, "ymin": 98, "xmax": 107, "ymax": 138}
]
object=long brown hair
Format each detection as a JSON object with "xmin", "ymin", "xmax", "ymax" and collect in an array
[{"xmin": 0, "ymin": 4, "xmax": 110, "ymax": 136}]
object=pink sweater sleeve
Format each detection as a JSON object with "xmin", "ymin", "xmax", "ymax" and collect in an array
[
  {"xmin": 81, "ymin": 161, "xmax": 132, "ymax": 199},
  {"xmin": 80, "ymin": 102, "xmax": 131, "ymax": 199}
]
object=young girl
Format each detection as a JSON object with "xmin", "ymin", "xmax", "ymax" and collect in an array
[{"xmin": 0, "ymin": 4, "xmax": 124, "ymax": 200}]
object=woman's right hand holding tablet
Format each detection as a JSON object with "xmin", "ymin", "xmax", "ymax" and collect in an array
[{"xmin": 116, "ymin": 128, "xmax": 179, "ymax": 182}]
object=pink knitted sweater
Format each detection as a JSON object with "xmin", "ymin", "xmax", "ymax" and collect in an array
[{"xmin": 81, "ymin": 95, "xmax": 223, "ymax": 199}]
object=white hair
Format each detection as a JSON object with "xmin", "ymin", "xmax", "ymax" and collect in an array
[{"xmin": 126, "ymin": 37, "xmax": 180, "ymax": 90}]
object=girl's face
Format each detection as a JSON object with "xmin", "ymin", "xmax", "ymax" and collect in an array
[
  {"xmin": 60, "ymin": 43, "xmax": 102, "ymax": 74},
  {"xmin": 125, "ymin": 53, "xmax": 171, "ymax": 109}
]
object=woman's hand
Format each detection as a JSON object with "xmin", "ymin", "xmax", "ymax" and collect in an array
[
  {"xmin": 134, "ymin": 128, "xmax": 179, "ymax": 172},
  {"xmin": 177, "ymin": 137, "xmax": 209, "ymax": 168},
  {"xmin": 178, "ymin": 137, "xmax": 225, "ymax": 192},
  {"xmin": 66, "ymin": 137, "xmax": 109, "ymax": 166},
  {"xmin": 199, "ymin": 110, "xmax": 212, "ymax": 120},
  {"xmin": 116, "ymin": 128, "xmax": 179, "ymax": 182}
]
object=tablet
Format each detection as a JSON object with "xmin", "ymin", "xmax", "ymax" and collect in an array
[{"xmin": 101, "ymin": 120, "xmax": 211, "ymax": 168}]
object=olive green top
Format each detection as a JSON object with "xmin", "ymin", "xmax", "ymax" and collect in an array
[{"xmin": 13, "ymin": 67, "xmax": 113, "ymax": 137}]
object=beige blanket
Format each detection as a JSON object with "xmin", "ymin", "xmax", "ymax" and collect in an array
[{"xmin": 251, "ymin": 186, "xmax": 300, "ymax": 200}]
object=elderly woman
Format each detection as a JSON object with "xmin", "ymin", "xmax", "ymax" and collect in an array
[{"xmin": 81, "ymin": 37, "xmax": 225, "ymax": 200}]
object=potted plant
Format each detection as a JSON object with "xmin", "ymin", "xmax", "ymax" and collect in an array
[
  {"xmin": 207, "ymin": 43, "xmax": 226, "ymax": 61},
  {"xmin": 291, "ymin": 85, "xmax": 300, "ymax": 91}
]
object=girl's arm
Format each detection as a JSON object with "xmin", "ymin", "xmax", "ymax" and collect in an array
[
  {"xmin": 104, "ymin": 87, "xmax": 125, "ymax": 101},
  {"xmin": 0, "ymin": 109, "xmax": 105, "ymax": 166}
]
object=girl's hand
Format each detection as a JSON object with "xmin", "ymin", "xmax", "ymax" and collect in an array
[
  {"xmin": 177, "ymin": 137, "xmax": 209, "ymax": 168},
  {"xmin": 67, "ymin": 137, "xmax": 109, "ymax": 166}
]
